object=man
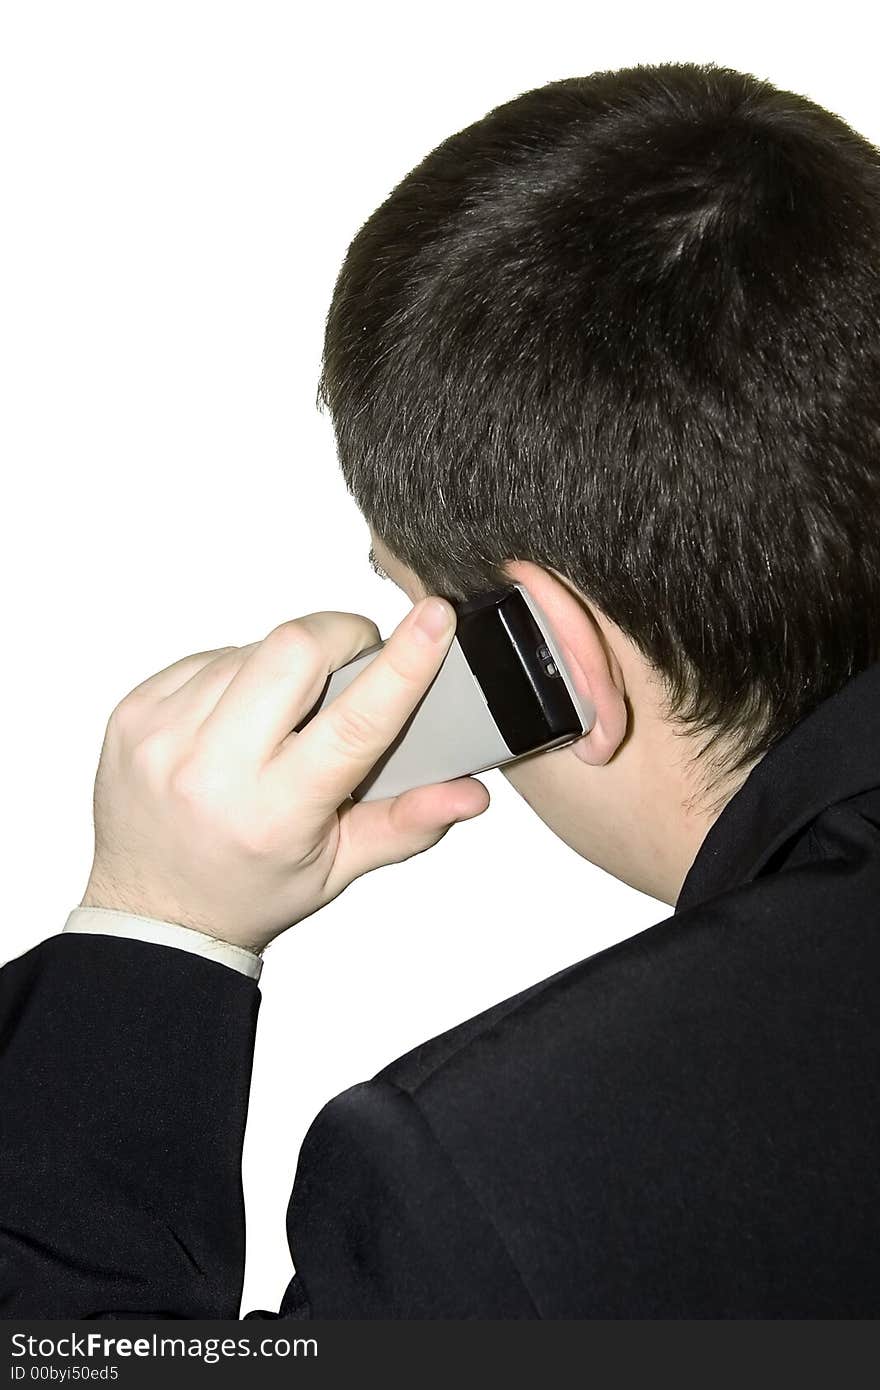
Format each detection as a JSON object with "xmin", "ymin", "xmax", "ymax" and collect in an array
[{"xmin": 2, "ymin": 60, "xmax": 879, "ymax": 1318}]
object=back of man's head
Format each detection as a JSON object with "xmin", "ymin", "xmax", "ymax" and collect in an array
[{"xmin": 318, "ymin": 61, "xmax": 880, "ymax": 787}]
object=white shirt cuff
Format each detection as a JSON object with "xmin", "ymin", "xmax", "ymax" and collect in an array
[{"xmin": 63, "ymin": 906, "xmax": 263, "ymax": 981}]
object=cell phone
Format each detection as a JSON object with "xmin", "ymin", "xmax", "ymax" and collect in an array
[{"xmin": 294, "ymin": 581, "xmax": 596, "ymax": 802}]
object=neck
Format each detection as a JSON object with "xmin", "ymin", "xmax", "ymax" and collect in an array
[{"xmin": 610, "ymin": 649, "xmax": 758, "ymax": 906}]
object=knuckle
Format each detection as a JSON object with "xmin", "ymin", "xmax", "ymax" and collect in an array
[
  {"xmin": 356, "ymin": 615, "xmax": 382, "ymax": 646},
  {"xmin": 208, "ymin": 646, "xmax": 241, "ymax": 667},
  {"xmin": 168, "ymin": 754, "xmax": 214, "ymax": 803},
  {"xmin": 168, "ymin": 756, "xmax": 265, "ymax": 845},
  {"xmin": 130, "ymin": 727, "xmax": 178, "ymax": 779},
  {"xmin": 383, "ymin": 640, "xmax": 427, "ymax": 688},
  {"xmin": 328, "ymin": 701, "xmax": 382, "ymax": 753},
  {"xmin": 265, "ymin": 619, "xmax": 323, "ymax": 667},
  {"xmin": 209, "ymin": 647, "xmax": 246, "ymax": 674},
  {"xmin": 107, "ymin": 693, "xmax": 143, "ymax": 737}
]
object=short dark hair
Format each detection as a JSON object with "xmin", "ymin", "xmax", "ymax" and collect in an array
[{"xmin": 317, "ymin": 61, "xmax": 880, "ymax": 790}]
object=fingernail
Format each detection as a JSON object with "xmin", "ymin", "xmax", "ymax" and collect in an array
[{"xmin": 414, "ymin": 597, "xmax": 454, "ymax": 642}]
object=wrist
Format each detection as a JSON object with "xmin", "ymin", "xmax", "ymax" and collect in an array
[
  {"xmin": 79, "ymin": 880, "xmax": 264, "ymax": 958},
  {"xmin": 65, "ymin": 905, "xmax": 264, "ymax": 979}
]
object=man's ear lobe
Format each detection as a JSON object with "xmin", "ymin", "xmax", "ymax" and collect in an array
[
  {"xmin": 501, "ymin": 559, "xmax": 629, "ymax": 768},
  {"xmin": 554, "ymin": 630, "xmax": 629, "ymax": 767}
]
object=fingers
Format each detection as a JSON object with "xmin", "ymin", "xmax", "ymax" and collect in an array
[
  {"xmin": 156, "ymin": 642, "xmax": 261, "ymax": 725},
  {"xmin": 123, "ymin": 647, "xmax": 241, "ymax": 704},
  {"xmin": 278, "ymin": 597, "xmax": 456, "ymax": 811},
  {"xmin": 196, "ymin": 611, "xmax": 383, "ymax": 765},
  {"xmin": 325, "ymin": 776, "xmax": 491, "ymax": 892}
]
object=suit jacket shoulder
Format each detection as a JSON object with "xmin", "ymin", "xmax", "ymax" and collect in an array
[{"xmin": 288, "ymin": 803, "xmax": 880, "ymax": 1317}]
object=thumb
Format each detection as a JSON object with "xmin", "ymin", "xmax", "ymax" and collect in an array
[{"xmin": 328, "ymin": 777, "xmax": 490, "ymax": 888}]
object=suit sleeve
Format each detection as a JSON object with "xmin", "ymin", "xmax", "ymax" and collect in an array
[
  {"xmin": 0, "ymin": 932, "xmax": 259, "ymax": 1318},
  {"xmin": 247, "ymin": 1078, "xmax": 537, "ymax": 1319},
  {"xmin": 0, "ymin": 933, "xmax": 534, "ymax": 1320}
]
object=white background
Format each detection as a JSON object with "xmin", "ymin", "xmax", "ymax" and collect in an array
[{"xmin": 1, "ymin": 1, "xmax": 876, "ymax": 1314}]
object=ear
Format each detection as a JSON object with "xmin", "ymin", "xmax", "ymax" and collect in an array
[{"xmin": 501, "ymin": 559, "xmax": 629, "ymax": 766}]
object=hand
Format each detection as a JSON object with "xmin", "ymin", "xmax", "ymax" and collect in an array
[{"xmin": 80, "ymin": 598, "xmax": 490, "ymax": 952}]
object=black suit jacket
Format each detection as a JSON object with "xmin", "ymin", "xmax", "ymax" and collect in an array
[{"xmin": 2, "ymin": 661, "xmax": 879, "ymax": 1319}]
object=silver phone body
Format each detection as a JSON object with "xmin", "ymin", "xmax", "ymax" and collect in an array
[{"xmin": 297, "ymin": 582, "xmax": 596, "ymax": 801}]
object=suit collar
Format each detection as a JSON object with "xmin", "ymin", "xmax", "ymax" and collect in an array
[{"xmin": 675, "ymin": 660, "xmax": 880, "ymax": 914}]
